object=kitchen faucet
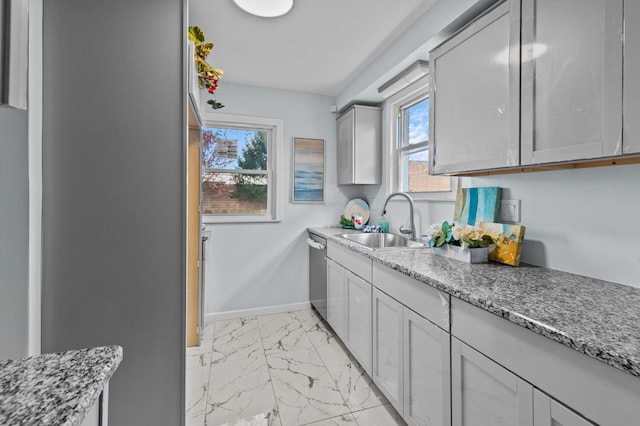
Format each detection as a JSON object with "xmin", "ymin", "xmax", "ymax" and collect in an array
[{"xmin": 382, "ymin": 192, "xmax": 416, "ymax": 240}]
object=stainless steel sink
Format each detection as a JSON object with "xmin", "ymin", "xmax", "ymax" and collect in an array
[{"xmin": 339, "ymin": 233, "xmax": 425, "ymax": 250}]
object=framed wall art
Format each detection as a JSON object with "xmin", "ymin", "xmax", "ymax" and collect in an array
[{"xmin": 292, "ymin": 137, "xmax": 325, "ymax": 203}]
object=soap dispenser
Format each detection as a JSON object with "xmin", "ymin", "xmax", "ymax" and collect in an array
[{"xmin": 379, "ymin": 213, "xmax": 389, "ymax": 233}]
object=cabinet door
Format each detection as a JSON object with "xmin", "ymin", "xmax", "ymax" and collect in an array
[
  {"xmin": 372, "ymin": 288, "xmax": 404, "ymax": 413},
  {"xmin": 337, "ymin": 108, "xmax": 354, "ymax": 185},
  {"xmin": 624, "ymin": 0, "xmax": 640, "ymax": 154},
  {"xmin": 345, "ymin": 271, "xmax": 372, "ymax": 375},
  {"xmin": 521, "ymin": 0, "xmax": 623, "ymax": 164},
  {"xmin": 327, "ymin": 259, "xmax": 347, "ymax": 341},
  {"xmin": 533, "ymin": 390, "xmax": 594, "ymax": 426},
  {"xmin": 403, "ymin": 309, "xmax": 451, "ymax": 426},
  {"xmin": 452, "ymin": 338, "xmax": 533, "ymax": 426},
  {"xmin": 430, "ymin": 1, "xmax": 520, "ymax": 174}
]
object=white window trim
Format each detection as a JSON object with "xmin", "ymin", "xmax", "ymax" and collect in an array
[
  {"xmin": 384, "ymin": 75, "xmax": 458, "ymax": 202},
  {"xmin": 200, "ymin": 112, "xmax": 282, "ymax": 223}
]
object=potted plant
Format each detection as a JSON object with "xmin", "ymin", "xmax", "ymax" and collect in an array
[{"xmin": 423, "ymin": 221, "xmax": 495, "ymax": 263}]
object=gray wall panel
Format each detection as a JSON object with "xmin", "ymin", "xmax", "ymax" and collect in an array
[
  {"xmin": 42, "ymin": 0, "xmax": 185, "ymax": 424},
  {"xmin": 0, "ymin": 107, "xmax": 29, "ymax": 360}
]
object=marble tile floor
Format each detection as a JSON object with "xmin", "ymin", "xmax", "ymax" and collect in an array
[{"xmin": 186, "ymin": 308, "xmax": 406, "ymax": 426}]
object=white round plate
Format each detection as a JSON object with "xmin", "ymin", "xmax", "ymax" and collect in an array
[{"xmin": 344, "ymin": 198, "xmax": 370, "ymax": 224}]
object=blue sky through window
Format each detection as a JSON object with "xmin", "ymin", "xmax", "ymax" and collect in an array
[
  {"xmin": 202, "ymin": 127, "xmax": 265, "ymax": 170},
  {"xmin": 408, "ymin": 98, "xmax": 429, "ymax": 146}
]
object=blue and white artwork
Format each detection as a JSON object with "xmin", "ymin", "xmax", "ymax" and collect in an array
[
  {"xmin": 454, "ymin": 187, "xmax": 502, "ymax": 225},
  {"xmin": 293, "ymin": 138, "xmax": 324, "ymax": 203}
]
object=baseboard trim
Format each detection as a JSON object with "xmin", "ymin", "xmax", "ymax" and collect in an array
[{"xmin": 205, "ymin": 301, "xmax": 311, "ymax": 323}]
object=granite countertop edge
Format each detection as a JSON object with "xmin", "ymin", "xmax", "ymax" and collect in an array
[
  {"xmin": 308, "ymin": 227, "xmax": 640, "ymax": 378},
  {"xmin": 0, "ymin": 345, "xmax": 123, "ymax": 426}
]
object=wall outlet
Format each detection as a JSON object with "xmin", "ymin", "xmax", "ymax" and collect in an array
[{"xmin": 499, "ymin": 199, "xmax": 521, "ymax": 223}]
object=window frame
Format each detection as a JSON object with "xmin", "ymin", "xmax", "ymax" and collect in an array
[
  {"xmin": 385, "ymin": 75, "xmax": 458, "ymax": 201},
  {"xmin": 200, "ymin": 113, "xmax": 282, "ymax": 223}
]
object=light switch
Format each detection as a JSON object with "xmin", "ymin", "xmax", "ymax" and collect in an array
[{"xmin": 499, "ymin": 199, "xmax": 521, "ymax": 223}]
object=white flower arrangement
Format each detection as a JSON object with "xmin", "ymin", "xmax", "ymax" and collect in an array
[{"xmin": 424, "ymin": 221, "xmax": 495, "ymax": 249}]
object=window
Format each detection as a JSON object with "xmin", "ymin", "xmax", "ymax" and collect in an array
[
  {"xmin": 200, "ymin": 114, "xmax": 281, "ymax": 223},
  {"xmin": 387, "ymin": 75, "xmax": 456, "ymax": 200}
]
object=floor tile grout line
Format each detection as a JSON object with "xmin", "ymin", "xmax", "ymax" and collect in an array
[
  {"xmin": 303, "ymin": 311, "xmax": 368, "ymax": 425},
  {"xmin": 204, "ymin": 320, "xmax": 218, "ymax": 426},
  {"xmin": 256, "ymin": 313, "xmax": 283, "ymax": 426},
  {"xmin": 262, "ymin": 309, "xmax": 350, "ymax": 426},
  {"xmin": 199, "ymin": 310, "xmax": 390, "ymax": 426},
  {"xmin": 303, "ymin": 311, "xmax": 398, "ymax": 425}
]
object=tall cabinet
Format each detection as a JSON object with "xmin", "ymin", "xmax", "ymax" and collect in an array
[
  {"xmin": 336, "ymin": 105, "xmax": 381, "ymax": 185},
  {"xmin": 520, "ymin": 0, "xmax": 623, "ymax": 164}
]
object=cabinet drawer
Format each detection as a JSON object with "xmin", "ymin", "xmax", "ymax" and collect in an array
[
  {"xmin": 373, "ymin": 263, "xmax": 449, "ymax": 331},
  {"xmin": 327, "ymin": 241, "xmax": 372, "ymax": 282},
  {"xmin": 451, "ymin": 298, "xmax": 640, "ymax": 425}
]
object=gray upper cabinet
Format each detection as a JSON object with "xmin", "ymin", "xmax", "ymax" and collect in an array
[
  {"xmin": 624, "ymin": 1, "xmax": 640, "ymax": 155},
  {"xmin": 520, "ymin": 0, "xmax": 623, "ymax": 164},
  {"xmin": 430, "ymin": 1, "xmax": 520, "ymax": 174},
  {"xmin": 336, "ymin": 105, "xmax": 381, "ymax": 185}
]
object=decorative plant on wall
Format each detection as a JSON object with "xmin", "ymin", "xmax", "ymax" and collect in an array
[{"xmin": 188, "ymin": 26, "xmax": 225, "ymax": 109}]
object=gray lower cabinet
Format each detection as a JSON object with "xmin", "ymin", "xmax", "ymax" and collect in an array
[
  {"xmin": 403, "ymin": 308, "xmax": 451, "ymax": 426},
  {"xmin": 451, "ymin": 337, "xmax": 533, "ymax": 426},
  {"xmin": 327, "ymin": 247, "xmax": 633, "ymax": 426},
  {"xmin": 452, "ymin": 297, "xmax": 640, "ymax": 425},
  {"xmin": 372, "ymin": 288, "xmax": 404, "ymax": 412},
  {"xmin": 520, "ymin": 0, "xmax": 623, "ymax": 164},
  {"xmin": 327, "ymin": 258, "xmax": 347, "ymax": 341},
  {"xmin": 624, "ymin": 0, "xmax": 640, "ymax": 155},
  {"xmin": 345, "ymin": 270, "xmax": 372, "ymax": 374},
  {"xmin": 533, "ymin": 390, "xmax": 594, "ymax": 426},
  {"xmin": 429, "ymin": 1, "xmax": 520, "ymax": 174},
  {"xmin": 326, "ymin": 253, "xmax": 372, "ymax": 376},
  {"xmin": 372, "ymin": 287, "xmax": 451, "ymax": 426}
]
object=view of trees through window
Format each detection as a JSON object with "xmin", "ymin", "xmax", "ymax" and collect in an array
[{"xmin": 201, "ymin": 126, "xmax": 270, "ymax": 215}]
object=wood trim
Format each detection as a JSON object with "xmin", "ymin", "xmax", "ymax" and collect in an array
[
  {"xmin": 187, "ymin": 127, "xmax": 201, "ymax": 347},
  {"xmin": 457, "ymin": 155, "xmax": 640, "ymax": 177}
]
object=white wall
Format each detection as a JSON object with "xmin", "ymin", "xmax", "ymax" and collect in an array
[
  {"xmin": 462, "ymin": 166, "xmax": 640, "ymax": 288},
  {"xmin": 202, "ymin": 83, "xmax": 364, "ymax": 316},
  {"xmin": 0, "ymin": 107, "xmax": 29, "ymax": 360}
]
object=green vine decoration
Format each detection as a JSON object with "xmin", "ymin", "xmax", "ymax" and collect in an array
[{"xmin": 188, "ymin": 26, "xmax": 224, "ymax": 110}]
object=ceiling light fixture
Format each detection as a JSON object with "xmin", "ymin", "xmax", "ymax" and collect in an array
[{"xmin": 232, "ymin": 0, "xmax": 294, "ymax": 18}]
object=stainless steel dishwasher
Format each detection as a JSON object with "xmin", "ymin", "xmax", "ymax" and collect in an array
[{"xmin": 307, "ymin": 233, "xmax": 327, "ymax": 321}]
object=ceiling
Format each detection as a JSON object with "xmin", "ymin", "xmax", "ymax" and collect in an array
[{"xmin": 189, "ymin": 0, "xmax": 438, "ymax": 97}]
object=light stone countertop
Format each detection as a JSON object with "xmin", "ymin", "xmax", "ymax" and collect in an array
[
  {"xmin": 0, "ymin": 345, "xmax": 123, "ymax": 425},
  {"xmin": 308, "ymin": 227, "xmax": 640, "ymax": 378}
]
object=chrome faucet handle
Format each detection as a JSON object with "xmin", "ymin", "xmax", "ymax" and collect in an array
[{"xmin": 399, "ymin": 225, "xmax": 414, "ymax": 239}]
